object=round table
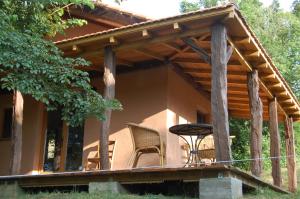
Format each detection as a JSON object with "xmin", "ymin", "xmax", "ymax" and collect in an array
[{"xmin": 169, "ymin": 123, "xmax": 213, "ymax": 167}]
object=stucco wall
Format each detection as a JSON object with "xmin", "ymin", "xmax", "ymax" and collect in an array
[
  {"xmin": 83, "ymin": 66, "xmax": 168, "ymax": 169},
  {"xmin": 0, "ymin": 94, "xmax": 13, "ymax": 175},
  {"xmin": 165, "ymin": 68, "xmax": 211, "ymax": 167},
  {"xmin": 0, "ymin": 95, "xmax": 43, "ymax": 175}
]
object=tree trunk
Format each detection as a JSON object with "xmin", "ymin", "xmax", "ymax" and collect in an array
[
  {"xmin": 211, "ymin": 23, "xmax": 232, "ymax": 164},
  {"xmin": 10, "ymin": 90, "xmax": 24, "ymax": 175},
  {"xmin": 100, "ymin": 46, "xmax": 116, "ymax": 170},
  {"xmin": 247, "ymin": 70, "xmax": 263, "ymax": 177},
  {"xmin": 284, "ymin": 116, "xmax": 297, "ymax": 192},
  {"xmin": 269, "ymin": 98, "xmax": 281, "ymax": 187}
]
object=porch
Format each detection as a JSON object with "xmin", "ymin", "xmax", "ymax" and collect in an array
[
  {"xmin": 0, "ymin": 3, "xmax": 298, "ymax": 197},
  {"xmin": 0, "ymin": 165, "xmax": 289, "ymax": 196}
]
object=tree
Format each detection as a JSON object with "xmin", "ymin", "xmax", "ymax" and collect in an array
[
  {"xmin": 180, "ymin": 0, "xmax": 228, "ymax": 12},
  {"xmin": 0, "ymin": 0, "xmax": 121, "ymax": 173},
  {"xmin": 0, "ymin": 0, "xmax": 121, "ymax": 125},
  {"xmin": 292, "ymin": 0, "xmax": 300, "ymax": 17}
]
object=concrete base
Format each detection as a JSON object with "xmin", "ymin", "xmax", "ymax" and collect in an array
[
  {"xmin": 199, "ymin": 177, "xmax": 243, "ymax": 199},
  {"xmin": 0, "ymin": 182, "xmax": 23, "ymax": 198},
  {"xmin": 89, "ymin": 181, "xmax": 126, "ymax": 194}
]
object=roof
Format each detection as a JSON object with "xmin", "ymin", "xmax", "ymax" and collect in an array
[
  {"xmin": 93, "ymin": 2, "xmax": 151, "ymax": 22},
  {"xmin": 55, "ymin": 3, "xmax": 300, "ymax": 121}
]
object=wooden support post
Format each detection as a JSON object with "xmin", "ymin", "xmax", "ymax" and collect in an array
[
  {"xmin": 284, "ymin": 116, "xmax": 297, "ymax": 192},
  {"xmin": 211, "ymin": 23, "xmax": 232, "ymax": 164},
  {"xmin": 268, "ymin": 98, "xmax": 282, "ymax": 187},
  {"xmin": 100, "ymin": 46, "xmax": 116, "ymax": 170},
  {"xmin": 247, "ymin": 70, "xmax": 263, "ymax": 177},
  {"xmin": 10, "ymin": 90, "xmax": 24, "ymax": 175}
]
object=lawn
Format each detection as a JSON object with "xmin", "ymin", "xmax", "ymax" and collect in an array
[
  {"xmin": 17, "ymin": 189, "xmax": 299, "ymax": 199},
  {"xmin": 16, "ymin": 164, "xmax": 300, "ymax": 199}
]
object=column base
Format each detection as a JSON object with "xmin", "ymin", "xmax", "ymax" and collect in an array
[{"xmin": 199, "ymin": 177, "xmax": 243, "ymax": 199}]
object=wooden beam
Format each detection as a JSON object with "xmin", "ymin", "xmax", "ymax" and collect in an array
[
  {"xmin": 117, "ymin": 58, "xmax": 134, "ymax": 67},
  {"xmin": 173, "ymin": 22, "xmax": 182, "ymax": 31},
  {"xmin": 245, "ymin": 51, "xmax": 260, "ymax": 58},
  {"xmin": 247, "ymin": 70, "xmax": 263, "ymax": 177},
  {"xmin": 194, "ymin": 77, "xmax": 246, "ymax": 84},
  {"xmin": 221, "ymin": 11, "xmax": 235, "ymax": 22},
  {"xmin": 211, "ymin": 23, "xmax": 232, "ymax": 164},
  {"xmin": 234, "ymin": 37, "xmax": 251, "ymax": 45},
  {"xmin": 134, "ymin": 49, "xmax": 165, "ymax": 61},
  {"xmin": 184, "ymin": 68, "xmax": 246, "ymax": 76},
  {"xmin": 227, "ymin": 37, "xmax": 289, "ymax": 118},
  {"xmin": 168, "ymin": 33, "xmax": 210, "ymax": 60},
  {"xmin": 10, "ymin": 90, "xmax": 24, "ymax": 175},
  {"xmin": 100, "ymin": 46, "xmax": 116, "ymax": 170},
  {"xmin": 269, "ymin": 98, "xmax": 282, "ymax": 187},
  {"xmin": 115, "ymin": 28, "xmax": 210, "ymax": 51},
  {"xmin": 142, "ymin": 29, "xmax": 151, "ymax": 38},
  {"xmin": 162, "ymin": 43, "xmax": 181, "ymax": 52},
  {"xmin": 109, "ymin": 36, "xmax": 118, "ymax": 45},
  {"xmin": 182, "ymin": 37, "xmax": 211, "ymax": 64},
  {"xmin": 284, "ymin": 116, "xmax": 297, "ymax": 193}
]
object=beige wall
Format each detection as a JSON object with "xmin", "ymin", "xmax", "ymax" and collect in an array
[
  {"xmin": 0, "ymin": 95, "xmax": 44, "ymax": 175},
  {"xmin": 83, "ymin": 66, "xmax": 212, "ymax": 169},
  {"xmin": 0, "ymin": 65, "xmax": 212, "ymax": 175},
  {"xmin": 165, "ymin": 68, "xmax": 211, "ymax": 167},
  {"xmin": 0, "ymin": 94, "xmax": 12, "ymax": 175},
  {"xmin": 83, "ymin": 67, "xmax": 168, "ymax": 169}
]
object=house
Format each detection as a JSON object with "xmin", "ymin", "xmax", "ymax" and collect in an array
[{"xmin": 0, "ymin": 2, "xmax": 298, "ymax": 194}]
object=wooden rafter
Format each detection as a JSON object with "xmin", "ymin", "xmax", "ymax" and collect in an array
[
  {"xmin": 227, "ymin": 37, "xmax": 288, "ymax": 117},
  {"xmin": 182, "ymin": 37, "xmax": 211, "ymax": 64}
]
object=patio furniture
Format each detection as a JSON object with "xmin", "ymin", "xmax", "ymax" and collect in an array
[
  {"xmin": 85, "ymin": 140, "xmax": 116, "ymax": 170},
  {"xmin": 169, "ymin": 123, "xmax": 213, "ymax": 167},
  {"xmin": 198, "ymin": 148, "xmax": 216, "ymax": 162},
  {"xmin": 127, "ymin": 123, "xmax": 164, "ymax": 168},
  {"xmin": 197, "ymin": 135, "xmax": 236, "ymax": 164}
]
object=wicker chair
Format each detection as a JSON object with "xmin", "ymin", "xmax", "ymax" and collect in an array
[
  {"xmin": 198, "ymin": 149, "xmax": 216, "ymax": 162},
  {"xmin": 127, "ymin": 123, "xmax": 164, "ymax": 168},
  {"xmin": 85, "ymin": 140, "xmax": 116, "ymax": 170}
]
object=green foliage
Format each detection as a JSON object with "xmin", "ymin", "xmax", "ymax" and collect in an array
[
  {"xmin": 0, "ymin": 0, "xmax": 122, "ymax": 126},
  {"xmin": 180, "ymin": 0, "xmax": 228, "ymax": 13},
  {"xmin": 229, "ymin": 118, "xmax": 250, "ymax": 169},
  {"xmin": 292, "ymin": 0, "xmax": 300, "ymax": 17},
  {"xmin": 229, "ymin": 119, "xmax": 275, "ymax": 171},
  {"xmin": 180, "ymin": 0, "xmax": 200, "ymax": 13}
]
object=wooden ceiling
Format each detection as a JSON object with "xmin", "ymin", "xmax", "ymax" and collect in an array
[{"xmin": 56, "ymin": 4, "xmax": 300, "ymax": 121}]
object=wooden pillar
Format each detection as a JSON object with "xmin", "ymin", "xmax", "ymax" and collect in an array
[
  {"xmin": 211, "ymin": 23, "xmax": 232, "ymax": 164},
  {"xmin": 247, "ymin": 70, "xmax": 263, "ymax": 177},
  {"xmin": 284, "ymin": 116, "xmax": 297, "ymax": 192},
  {"xmin": 100, "ymin": 46, "xmax": 116, "ymax": 170},
  {"xmin": 268, "ymin": 98, "xmax": 282, "ymax": 187},
  {"xmin": 10, "ymin": 90, "xmax": 24, "ymax": 175},
  {"xmin": 59, "ymin": 123, "xmax": 69, "ymax": 172}
]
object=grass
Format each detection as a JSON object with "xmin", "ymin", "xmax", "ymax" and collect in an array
[
  {"xmin": 16, "ymin": 165, "xmax": 300, "ymax": 199},
  {"xmin": 18, "ymin": 189, "xmax": 300, "ymax": 199},
  {"xmin": 18, "ymin": 192, "xmax": 191, "ymax": 199}
]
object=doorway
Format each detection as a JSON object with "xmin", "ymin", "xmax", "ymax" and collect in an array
[{"xmin": 43, "ymin": 110, "xmax": 84, "ymax": 172}]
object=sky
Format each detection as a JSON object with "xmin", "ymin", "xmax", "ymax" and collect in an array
[{"xmin": 101, "ymin": 0, "xmax": 294, "ymax": 19}]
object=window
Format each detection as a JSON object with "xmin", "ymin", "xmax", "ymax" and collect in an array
[
  {"xmin": 1, "ymin": 108, "xmax": 13, "ymax": 138},
  {"xmin": 197, "ymin": 111, "xmax": 206, "ymax": 124}
]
